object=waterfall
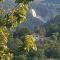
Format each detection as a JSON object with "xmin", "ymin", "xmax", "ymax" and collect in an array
[{"xmin": 31, "ymin": 9, "xmax": 47, "ymax": 23}]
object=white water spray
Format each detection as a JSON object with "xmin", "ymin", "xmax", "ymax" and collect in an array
[
  {"xmin": 31, "ymin": 9, "xmax": 37, "ymax": 17},
  {"xmin": 31, "ymin": 9, "xmax": 46, "ymax": 23}
]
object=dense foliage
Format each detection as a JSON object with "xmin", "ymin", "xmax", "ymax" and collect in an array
[
  {"xmin": 0, "ymin": 0, "xmax": 33, "ymax": 60},
  {"xmin": 0, "ymin": 0, "xmax": 60, "ymax": 60},
  {"xmin": 11, "ymin": 15, "xmax": 60, "ymax": 60}
]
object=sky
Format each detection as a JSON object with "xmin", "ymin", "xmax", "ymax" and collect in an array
[{"xmin": 0, "ymin": 0, "xmax": 60, "ymax": 9}]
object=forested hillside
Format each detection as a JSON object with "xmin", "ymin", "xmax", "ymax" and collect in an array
[{"xmin": 0, "ymin": 0, "xmax": 60, "ymax": 60}]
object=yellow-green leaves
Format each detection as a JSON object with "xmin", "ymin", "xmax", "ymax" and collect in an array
[
  {"xmin": 24, "ymin": 35, "xmax": 37, "ymax": 52},
  {"xmin": 0, "ymin": 0, "xmax": 31, "ymax": 60},
  {"xmin": 0, "ymin": 48, "xmax": 13, "ymax": 60},
  {"xmin": 0, "ymin": 3, "xmax": 28, "ymax": 29},
  {"xmin": 3, "ymin": 3, "xmax": 28, "ymax": 29},
  {"xmin": 18, "ymin": 4, "xmax": 28, "ymax": 16},
  {"xmin": 12, "ymin": 3, "xmax": 28, "ymax": 24},
  {"xmin": 0, "ymin": 31, "xmax": 9, "ymax": 45},
  {"xmin": 0, "ymin": 0, "xmax": 5, "ymax": 3},
  {"xmin": 0, "ymin": 27, "xmax": 3, "ymax": 32}
]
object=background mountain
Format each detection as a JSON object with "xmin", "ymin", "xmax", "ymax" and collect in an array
[
  {"xmin": 19, "ymin": 0, "xmax": 60, "ymax": 30},
  {"xmin": 0, "ymin": 0, "xmax": 60, "ymax": 30}
]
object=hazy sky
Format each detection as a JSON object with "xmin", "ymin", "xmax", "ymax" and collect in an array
[
  {"xmin": 0, "ymin": 0, "xmax": 60, "ymax": 11},
  {"xmin": 34, "ymin": 0, "xmax": 60, "ymax": 4}
]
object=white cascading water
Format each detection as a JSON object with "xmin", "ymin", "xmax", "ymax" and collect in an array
[
  {"xmin": 31, "ymin": 9, "xmax": 46, "ymax": 23},
  {"xmin": 31, "ymin": 9, "xmax": 37, "ymax": 17}
]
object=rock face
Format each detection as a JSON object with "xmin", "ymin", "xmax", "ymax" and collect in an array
[
  {"xmin": 18, "ymin": 0, "xmax": 60, "ymax": 30},
  {"xmin": 0, "ymin": 0, "xmax": 60, "ymax": 30}
]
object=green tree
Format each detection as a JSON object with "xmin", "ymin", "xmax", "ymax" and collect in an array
[
  {"xmin": 34, "ymin": 26, "xmax": 46, "ymax": 36},
  {"xmin": 44, "ymin": 36, "xmax": 60, "ymax": 59},
  {"xmin": 0, "ymin": 0, "xmax": 32, "ymax": 60},
  {"xmin": 15, "ymin": 0, "xmax": 33, "ymax": 4},
  {"xmin": 15, "ymin": 27, "xmax": 31, "ymax": 37}
]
